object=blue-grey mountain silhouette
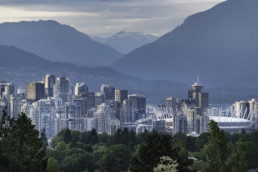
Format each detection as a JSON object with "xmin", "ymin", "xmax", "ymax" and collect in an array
[
  {"xmin": 112, "ymin": 0, "xmax": 258, "ymax": 83},
  {"xmin": 0, "ymin": 20, "xmax": 122, "ymax": 66},
  {"xmin": 93, "ymin": 31, "xmax": 158, "ymax": 54}
]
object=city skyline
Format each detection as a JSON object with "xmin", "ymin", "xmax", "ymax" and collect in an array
[
  {"xmin": 0, "ymin": 0, "xmax": 258, "ymax": 171},
  {"xmin": 2, "ymin": 73, "xmax": 257, "ymax": 139}
]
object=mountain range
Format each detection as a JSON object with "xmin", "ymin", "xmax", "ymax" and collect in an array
[
  {"xmin": 92, "ymin": 31, "xmax": 158, "ymax": 54},
  {"xmin": 1, "ymin": 0, "xmax": 258, "ymax": 104},
  {"xmin": 0, "ymin": 20, "xmax": 122, "ymax": 66},
  {"xmin": 112, "ymin": 0, "xmax": 258, "ymax": 83}
]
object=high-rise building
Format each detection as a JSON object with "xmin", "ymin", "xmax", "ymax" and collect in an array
[
  {"xmin": 101, "ymin": 84, "xmax": 115, "ymax": 103},
  {"xmin": 0, "ymin": 98, "xmax": 8, "ymax": 119},
  {"xmin": 249, "ymin": 99, "xmax": 258, "ymax": 129},
  {"xmin": 20, "ymin": 103, "xmax": 32, "ymax": 117},
  {"xmin": 55, "ymin": 109, "xmax": 67, "ymax": 135},
  {"xmin": 73, "ymin": 98, "xmax": 87, "ymax": 116},
  {"xmin": 173, "ymin": 114, "xmax": 187, "ymax": 135},
  {"xmin": 65, "ymin": 102, "xmax": 81, "ymax": 131},
  {"xmin": 54, "ymin": 76, "xmax": 72, "ymax": 103},
  {"xmin": 166, "ymin": 97, "xmax": 177, "ymax": 115},
  {"xmin": 121, "ymin": 99, "xmax": 137, "ymax": 123},
  {"xmin": 128, "ymin": 94, "xmax": 146, "ymax": 120},
  {"xmin": 43, "ymin": 74, "xmax": 56, "ymax": 97},
  {"xmin": 26, "ymin": 98, "xmax": 56, "ymax": 139},
  {"xmin": 75, "ymin": 82, "xmax": 88, "ymax": 96},
  {"xmin": 94, "ymin": 103, "xmax": 119, "ymax": 134},
  {"xmin": 17, "ymin": 87, "xmax": 25, "ymax": 94},
  {"xmin": 0, "ymin": 81, "xmax": 14, "ymax": 98},
  {"xmin": 188, "ymin": 77, "xmax": 209, "ymax": 112},
  {"xmin": 80, "ymin": 117, "xmax": 95, "ymax": 132},
  {"xmin": 153, "ymin": 120, "xmax": 166, "ymax": 133},
  {"xmin": 95, "ymin": 92, "xmax": 106, "ymax": 107},
  {"xmin": 235, "ymin": 101, "xmax": 249, "ymax": 118},
  {"xmin": 248, "ymin": 99, "xmax": 258, "ymax": 130},
  {"xmin": 10, "ymin": 93, "xmax": 26, "ymax": 118},
  {"xmin": 115, "ymin": 90, "xmax": 128, "ymax": 103},
  {"xmin": 74, "ymin": 92, "xmax": 95, "ymax": 112},
  {"xmin": 121, "ymin": 99, "xmax": 131, "ymax": 123},
  {"xmin": 26, "ymin": 82, "xmax": 45, "ymax": 104},
  {"xmin": 94, "ymin": 103, "xmax": 112, "ymax": 133},
  {"xmin": 187, "ymin": 107, "xmax": 207, "ymax": 134}
]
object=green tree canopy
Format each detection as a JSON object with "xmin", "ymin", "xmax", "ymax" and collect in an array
[
  {"xmin": 60, "ymin": 152, "xmax": 95, "ymax": 172},
  {"xmin": 129, "ymin": 131, "xmax": 178, "ymax": 172},
  {"xmin": 41, "ymin": 128, "xmax": 48, "ymax": 149},
  {"xmin": 0, "ymin": 109, "xmax": 47, "ymax": 171},
  {"xmin": 47, "ymin": 157, "xmax": 59, "ymax": 172},
  {"xmin": 226, "ymin": 139, "xmax": 248, "ymax": 172},
  {"xmin": 100, "ymin": 144, "xmax": 132, "ymax": 172},
  {"xmin": 204, "ymin": 120, "xmax": 229, "ymax": 172}
]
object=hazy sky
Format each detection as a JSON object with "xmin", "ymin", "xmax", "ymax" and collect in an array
[{"xmin": 0, "ymin": 0, "xmax": 225, "ymax": 36}]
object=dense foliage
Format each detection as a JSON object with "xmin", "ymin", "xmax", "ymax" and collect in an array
[
  {"xmin": 0, "ymin": 106, "xmax": 258, "ymax": 172},
  {"xmin": 0, "ymin": 107, "xmax": 47, "ymax": 171}
]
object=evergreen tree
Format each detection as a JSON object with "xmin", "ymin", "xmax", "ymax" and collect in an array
[
  {"xmin": 226, "ymin": 140, "xmax": 248, "ymax": 172},
  {"xmin": 63, "ymin": 128, "xmax": 72, "ymax": 144},
  {"xmin": 100, "ymin": 144, "xmax": 132, "ymax": 172},
  {"xmin": 204, "ymin": 120, "xmax": 229, "ymax": 172},
  {"xmin": 0, "ymin": 109, "xmax": 47, "ymax": 171},
  {"xmin": 88, "ymin": 129, "xmax": 99, "ymax": 145},
  {"xmin": 172, "ymin": 139, "xmax": 193, "ymax": 172},
  {"xmin": 41, "ymin": 128, "xmax": 48, "ymax": 149},
  {"xmin": 129, "ymin": 131, "xmax": 178, "ymax": 172}
]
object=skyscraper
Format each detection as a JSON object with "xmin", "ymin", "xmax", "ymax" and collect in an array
[
  {"xmin": 0, "ymin": 81, "xmax": 14, "ymax": 98},
  {"xmin": 187, "ymin": 107, "xmax": 207, "ymax": 134},
  {"xmin": 43, "ymin": 74, "xmax": 56, "ymax": 97},
  {"xmin": 248, "ymin": 99, "xmax": 258, "ymax": 130},
  {"xmin": 54, "ymin": 76, "xmax": 72, "ymax": 103},
  {"xmin": 65, "ymin": 102, "xmax": 81, "ymax": 131},
  {"xmin": 235, "ymin": 101, "xmax": 249, "ymax": 118},
  {"xmin": 74, "ymin": 92, "xmax": 95, "ymax": 113},
  {"xmin": 121, "ymin": 99, "xmax": 134, "ymax": 123},
  {"xmin": 95, "ymin": 92, "xmax": 106, "ymax": 107},
  {"xmin": 10, "ymin": 93, "xmax": 26, "ymax": 118},
  {"xmin": 30, "ymin": 98, "xmax": 56, "ymax": 139},
  {"xmin": 188, "ymin": 76, "xmax": 209, "ymax": 112},
  {"xmin": 26, "ymin": 82, "xmax": 45, "ymax": 104},
  {"xmin": 94, "ymin": 103, "xmax": 119, "ymax": 134},
  {"xmin": 166, "ymin": 97, "xmax": 177, "ymax": 115},
  {"xmin": 128, "ymin": 94, "xmax": 146, "ymax": 120},
  {"xmin": 101, "ymin": 84, "xmax": 115, "ymax": 103},
  {"xmin": 75, "ymin": 82, "xmax": 88, "ymax": 96},
  {"xmin": 115, "ymin": 89, "xmax": 128, "ymax": 103}
]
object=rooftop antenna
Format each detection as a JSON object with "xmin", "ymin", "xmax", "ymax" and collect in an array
[{"xmin": 197, "ymin": 74, "xmax": 199, "ymax": 82}]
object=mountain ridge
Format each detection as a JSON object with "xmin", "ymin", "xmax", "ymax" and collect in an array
[
  {"xmin": 0, "ymin": 20, "xmax": 122, "ymax": 66},
  {"xmin": 92, "ymin": 31, "xmax": 158, "ymax": 54},
  {"xmin": 112, "ymin": 0, "xmax": 258, "ymax": 82}
]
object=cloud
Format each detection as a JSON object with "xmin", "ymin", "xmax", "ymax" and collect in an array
[{"xmin": 0, "ymin": 0, "xmax": 225, "ymax": 36}]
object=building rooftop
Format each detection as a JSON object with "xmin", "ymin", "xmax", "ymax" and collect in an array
[{"xmin": 209, "ymin": 116, "xmax": 250, "ymax": 123}]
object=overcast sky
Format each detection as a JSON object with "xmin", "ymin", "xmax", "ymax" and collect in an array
[{"xmin": 0, "ymin": 0, "xmax": 225, "ymax": 37}]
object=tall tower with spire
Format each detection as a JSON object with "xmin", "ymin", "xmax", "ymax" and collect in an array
[{"xmin": 188, "ymin": 75, "xmax": 209, "ymax": 111}]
